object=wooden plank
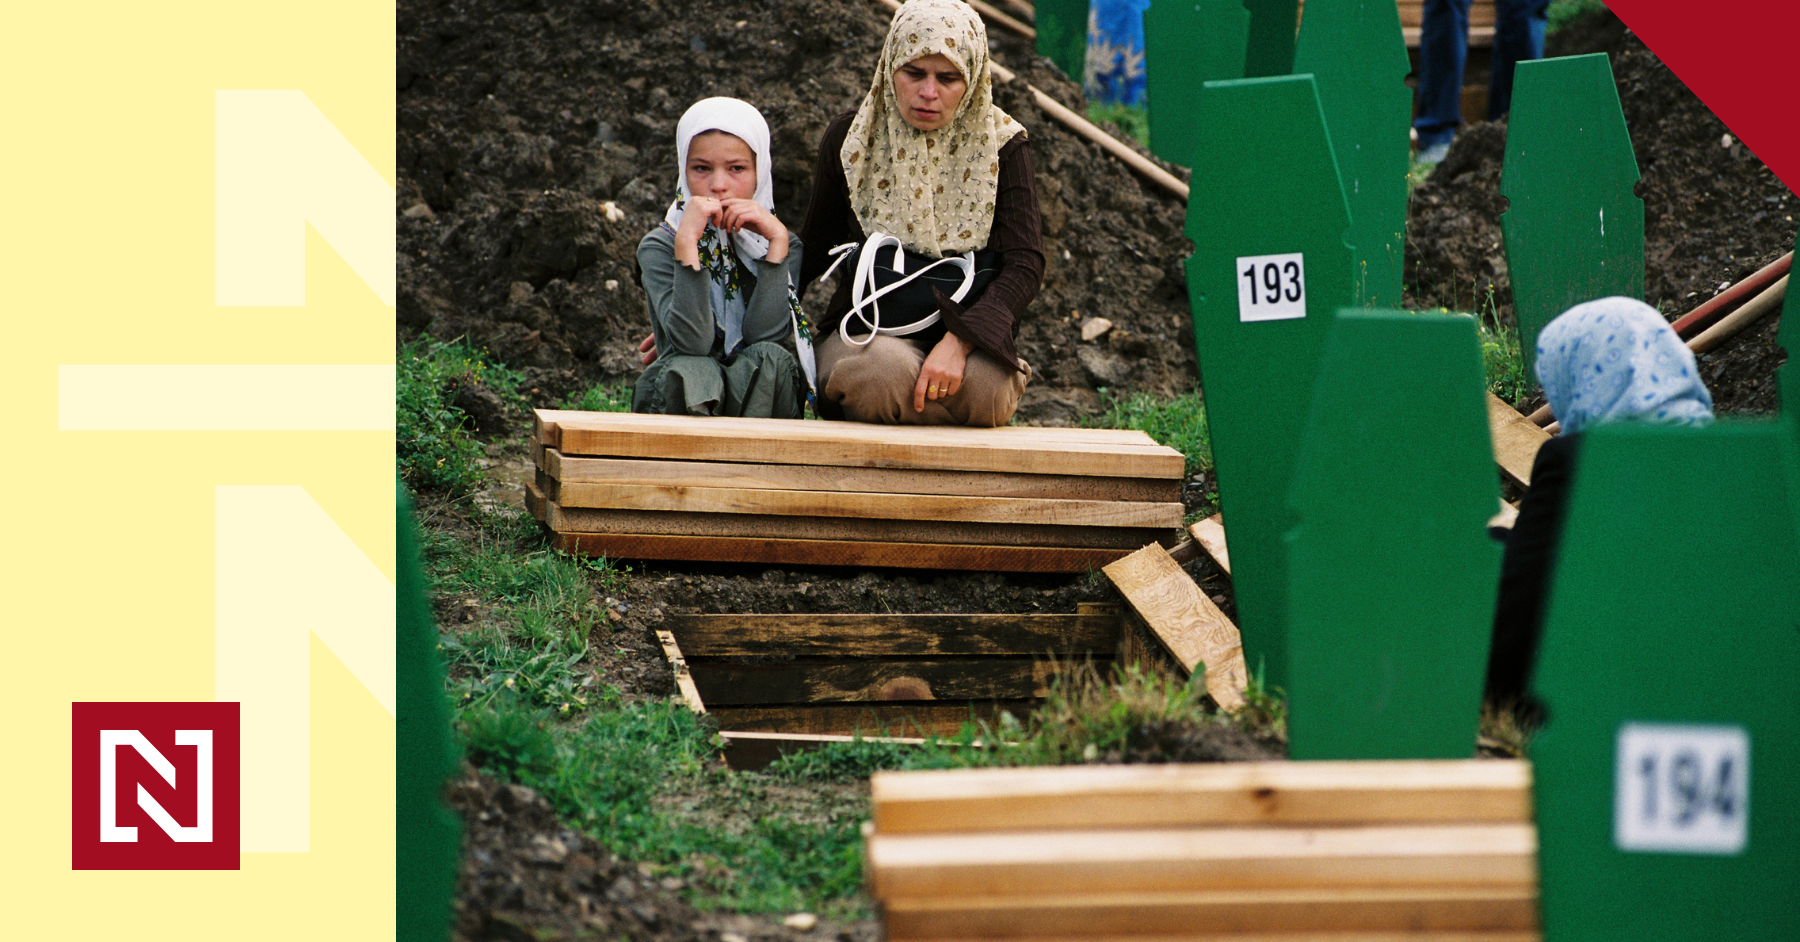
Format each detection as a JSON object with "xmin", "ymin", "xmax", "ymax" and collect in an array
[
  {"xmin": 688, "ymin": 658, "xmax": 1066, "ymax": 706},
  {"xmin": 546, "ymin": 452, "xmax": 1182, "ymax": 503},
  {"xmin": 1486, "ymin": 393, "xmax": 1551, "ymax": 488},
  {"xmin": 882, "ymin": 887, "xmax": 1539, "ymax": 938},
  {"xmin": 709, "ymin": 701, "xmax": 1035, "ymax": 739},
  {"xmin": 870, "ymin": 760, "xmax": 1534, "ymax": 834},
  {"xmin": 1188, "ymin": 514, "xmax": 1231, "ymax": 576},
  {"xmin": 553, "ymin": 481, "xmax": 1185, "ymax": 528},
  {"xmin": 720, "ymin": 730, "xmax": 929, "ymax": 772},
  {"xmin": 1103, "ymin": 545, "xmax": 1249, "ymax": 711},
  {"xmin": 549, "ymin": 532, "xmax": 1135, "ymax": 573},
  {"xmin": 542, "ymin": 502, "xmax": 1169, "ymax": 550},
  {"xmin": 544, "ymin": 410, "xmax": 1185, "ymax": 479},
  {"xmin": 523, "ymin": 482, "xmax": 548, "ymax": 523},
  {"xmin": 666, "ymin": 613, "xmax": 1123, "ymax": 658},
  {"xmin": 867, "ymin": 824, "xmax": 1537, "ymax": 900},
  {"xmin": 655, "ymin": 630, "xmax": 706, "ymax": 714}
]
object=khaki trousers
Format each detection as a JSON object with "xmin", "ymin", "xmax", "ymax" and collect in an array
[{"xmin": 815, "ymin": 331, "xmax": 1030, "ymax": 427}]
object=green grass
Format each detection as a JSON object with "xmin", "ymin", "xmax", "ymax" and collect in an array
[
  {"xmin": 566, "ymin": 381, "xmax": 634, "ymax": 413},
  {"xmin": 398, "ymin": 338, "xmax": 527, "ymax": 495},
  {"xmin": 1082, "ymin": 388, "xmax": 1213, "ymax": 479},
  {"xmin": 1480, "ymin": 318, "xmax": 1532, "ymax": 405},
  {"xmin": 1547, "ymin": 0, "xmax": 1610, "ymax": 34},
  {"xmin": 1086, "ymin": 102, "xmax": 1150, "ymax": 149}
]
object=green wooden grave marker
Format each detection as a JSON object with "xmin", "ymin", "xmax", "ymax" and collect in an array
[
  {"xmin": 1285, "ymin": 311, "xmax": 1501, "ymax": 759},
  {"xmin": 1184, "ymin": 73, "xmax": 1353, "ymax": 689},
  {"xmin": 1241, "ymin": 0, "xmax": 1298, "ymax": 77},
  {"xmin": 398, "ymin": 483, "xmax": 461, "ymax": 942},
  {"xmin": 1292, "ymin": 0, "xmax": 1412, "ymax": 308},
  {"xmin": 1035, "ymin": 0, "xmax": 1090, "ymax": 82},
  {"xmin": 1779, "ymin": 227, "xmax": 1800, "ymax": 424},
  {"xmin": 1143, "ymin": 0, "xmax": 1250, "ymax": 168},
  {"xmin": 1531, "ymin": 421, "xmax": 1800, "ymax": 940},
  {"xmin": 1501, "ymin": 53, "xmax": 1644, "ymax": 383}
]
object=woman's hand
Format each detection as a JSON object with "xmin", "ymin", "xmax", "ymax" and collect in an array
[
  {"xmin": 914, "ymin": 332, "xmax": 974, "ymax": 413},
  {"xmin": 719, "ymin": 198, "xmax": 789, "ymax": 263},
  {"xmin": 638, "ymin": 332, "xmax": 658, "ymax": 366},
  {"xmin": 673, "ymin": 196, "xmax": 723, "ymax": 269}
]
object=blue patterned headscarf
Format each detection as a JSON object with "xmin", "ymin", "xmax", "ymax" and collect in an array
[{"xmin": 1535, "ymin": 296, "xmax": 1714, "ymax": 435}]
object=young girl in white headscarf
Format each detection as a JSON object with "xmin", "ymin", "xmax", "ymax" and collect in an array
[
  {"xmin": 1487, "ymin": 296, "xmax": 1714, "ymax": 712},
  {"xmin": 632, "ymin": 97, "xmax": 808, "ymax": 418},
  {"xmin": 797, "ymin": 0, "xmax": 1042, "ymax": 426}
]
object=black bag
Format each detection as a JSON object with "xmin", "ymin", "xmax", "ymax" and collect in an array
[{"xmin": 823, "ymin": 233, "xmax": 1000, "ymax": 344}]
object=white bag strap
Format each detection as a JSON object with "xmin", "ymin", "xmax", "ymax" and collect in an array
[{"xmin": 823, "ymin": 233, "xmax": 978, "ymax": 347}]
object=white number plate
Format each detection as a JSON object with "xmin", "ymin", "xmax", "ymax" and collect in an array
[
  {"xmin": 1614, "ymin": 722, "xmax": 1749, "ymax": 855},
  {"xmin": 1236, "ymin": 252, "xmax": 1306, "ymax": 322}
]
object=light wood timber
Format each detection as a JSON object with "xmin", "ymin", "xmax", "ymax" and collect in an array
[
  {"xmin": 882, "ymin": 886, "xmax": 1539, "ymax": 938},
  {"xmin": 549, "ymin": 531, "xmax": 1135, "ymax": 572},
  {"xmin": 541, "ymin": 502, "xmax": 1170, "ymax": 550},
  {"xmin": 1188, "ymin": 514, "xmax": 1231, "ymax": 575},
  {"xmin": 1103, "ymin": 544, "xmax": 1248, "ymax": 710},
  {"xmin": 869, "ymin": 760, "xmax": 1533, "ymax": 833},
  {"xmin": 665, "ymin": 613, "xmax": 1123, "ymax": 658},
  {"xmin": 540, "ymin": 411, "xmax": 1184, "ymax": 479},
  {"xmin": 655, "ymin": 630, "xmax": 706, "ymax": 714},
  {"xmin": 967, "ymin": 0, "xmax": 1034, "ymax": 38},
  {"xmin": 689, "ymin": 657, "xmax": 1066, "ymax": 706},
  {"xmin": 709, "ymin": 701, "xmax": 1034, "ymax": 739},
  {"xmin": 867, "ymin": 824, "xmax": 1537, "ymax": 899},
  {"xmin": 523, "ymin": 482, "xmax": 549, "ymax": 523},
  {"xmin": 720, "ymin": 730, "xmax": 932, "ymax": 772},
  {"xmin": 553, "ymin": 481, "xmax": 1183, "ymax": 528},
  {"xmin": 544, "ymin": 451, "xmax": 1181, "ymax": 503},
  {"xmin": 1487, "ymin": 393, "xmax": 1551, "ymax": 488}
]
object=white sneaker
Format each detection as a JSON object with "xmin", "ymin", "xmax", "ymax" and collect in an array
[{"xmin": 1415, "ymin": 141, "xmax": 1451, "ymax": 165}]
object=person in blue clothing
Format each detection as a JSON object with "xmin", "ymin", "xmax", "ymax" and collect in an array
[
  {"xmin": 1414, "ymin": 0, "xmax": 1550, "ymax": 163},
  {"xmin": 1083, "ymin": 0, "xmax": 1150, "ymax": 107}
]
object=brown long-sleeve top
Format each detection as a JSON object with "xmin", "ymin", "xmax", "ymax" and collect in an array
[{"xmin": 797, "ymin": 110, "xmax": 1044, "ymax": 372}]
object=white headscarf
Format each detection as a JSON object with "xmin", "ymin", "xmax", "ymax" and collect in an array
[
  {"xmin": 664, "ymin": 97, "xmax": 778, "ymax": 353},
  {"xmin": 1535, "ymin": 296, "xmax": 1714, "ymax": 435}
]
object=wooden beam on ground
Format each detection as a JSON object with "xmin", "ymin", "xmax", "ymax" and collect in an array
[
  {"xmin": 654, "ymin": 630, "xmax": 706, "ymax": 714},
  {"xmin": 689, "ymin": 657, "xmax": 1062, "ymax": 705},
  {"xmin": 967, "ymin": 0, "xmax": 1034, "ymax": 38},
  {"xmin": 665, "ymin": 612, "xmax": 1122, "ymax": 658},
  {"xmin": 869, "ymin": 760, "xmax": 1534, "ymax": 834},
  {"xmin": 546, "ymin": 451, "xmax": 1180, "ymax": 502},
  {"xmin": 709, "ymin": 701, "xmax": 1034, "ymax": 739},
  {"xmin": 1103, "ymin": 544, "xmax": 1248, "ymax": 710},
  {"xmin": 1487, "ymin": 392, "xmax": 1551, "ymax": 487},
  {"xmin": 550, "ymin": 531, "xmax": 1136, "ymax": 573},
  {"xmin": 867, "ymin": 823, "xmax": 1538, "ymax": 899},
  {"xmin": 1187, "ymin": 513, "xmax": 1231, "ymax": 576}
]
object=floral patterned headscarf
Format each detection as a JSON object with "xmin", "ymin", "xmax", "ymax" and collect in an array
[
  {"xmin": 841, "ymin": 0, "xmax": 1025, "ymax": 257},
  {"xmin": 1535, "ymin": 296, "xmax": 1714, "ymax": 435}
]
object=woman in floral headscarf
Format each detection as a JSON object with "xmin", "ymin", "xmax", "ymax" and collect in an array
[
  {"xmin": 797, "ymin": 0, "xmax": 1042, "ymax": 426},
  {"xmin": 1486, "ymin": 296, "xmax": 1714, "ymax": 713}
]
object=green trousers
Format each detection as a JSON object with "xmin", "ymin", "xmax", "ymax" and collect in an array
[{"xmin": 631, "ymin": 340, "xmax": 805, "ymax": 419}]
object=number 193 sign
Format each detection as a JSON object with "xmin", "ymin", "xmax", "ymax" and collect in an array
[
  {"xmin": 1236, "ymin": 252, "xmax": 1306, "ymax": 322},
  {"xmin": 1614, "ymin": 722, "xmax": 1749, "ymax": 855}
]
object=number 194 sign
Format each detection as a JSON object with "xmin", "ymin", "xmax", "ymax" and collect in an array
[
  {"xmin": 1614, "ymin": 722, "xmax": 1749, "ymax": 855},
  {"xmin": 1236, "ymin": 252, "xmax": 1306, "ymax": 322}
]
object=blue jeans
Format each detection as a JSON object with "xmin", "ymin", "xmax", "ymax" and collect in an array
[{"xmin": 1414, "ymin": 0, "xmax": 1550, "ymax": 147}]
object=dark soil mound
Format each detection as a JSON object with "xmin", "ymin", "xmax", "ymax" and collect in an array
[
  {"xmin": 1405, "ymin": 13, "xmax": 1795, "ymax": 414},
  {"xmin": 398, "ymin": 0, "xmax": 1194, "ymax": 422}
]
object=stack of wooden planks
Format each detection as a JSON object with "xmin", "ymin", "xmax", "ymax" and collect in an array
[
  {"xmin": 867, "ymin": 759, "xmax": 1540, "ymax": 940},
  {"xmin": 527, "ymin": 410, "xmax": 1186, "ymax": 571},
  {"xmin": 659, "ymin": 607, "xmax": 1126, "ymax": 768}
]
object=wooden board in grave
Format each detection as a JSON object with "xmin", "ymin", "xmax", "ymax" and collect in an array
[
  {"xmin": 1034, "ymin": 0, "xmax": 1089, "ymax": 83},
  {"xmin": 1285, "ymin": 311, "xmax": 1501, "ymax": 759},
  {"xmin": 1530, "ymin": 422, "xmax": 1800, "ymax": 940},
  {"xmin": 1242, "ymin": 0, "xmax": 1299, "ymax": 77},
  {"xmin": 1500, "ymin": 52, "xmax": 1644, "ymax": 383},
  {"xmin": 1292, "ymin": 0, "xmax": 1412, "ymax": 309},
  {"xmin": 1184, "ymin": 73, "xmax": 1354, "ymax": 688},
  {"xmin": 1143, "ymin": 0, "xmax": 1249, "ymax": 169}
]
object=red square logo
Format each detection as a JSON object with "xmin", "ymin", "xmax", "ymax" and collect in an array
[{"xmin": 72, "ymin": 702, "xmax": 240, "ymax": 870}]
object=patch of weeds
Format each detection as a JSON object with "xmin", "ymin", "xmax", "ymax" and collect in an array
[
  {"xmin": 1548, "ymin": 0, "xmax": 1609, "ymax": 34},
  {"xmin": 566, "ymin": 381, "xmax": 634, "ymax": 413},
  {"xmin": 1084, "ymin": 388, "xmax": 1213, "ymax": 479},
  {"xmin": 1086, "ymin": 101, "xmax": 1150, "ymax": 149},
  {"xmin": 1476, "ymin": 286, "xmax": 1531, "ymax": 404},
  {"xmin": 1407, "ymin": 158, "xmax": 1435, "ymax": 192},
  {"xmin": 398, "ymin": 338, "xmax": 527, "ymax": 494}
]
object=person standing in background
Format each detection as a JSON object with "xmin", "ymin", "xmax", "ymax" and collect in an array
[
  {"xmin": 1084, "ymin": 0, "xmax": 1151, "ymax": 107},
  {"xmin": 1414, "ymin": 0, "xmax": 1550, "ymax": 164}
]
